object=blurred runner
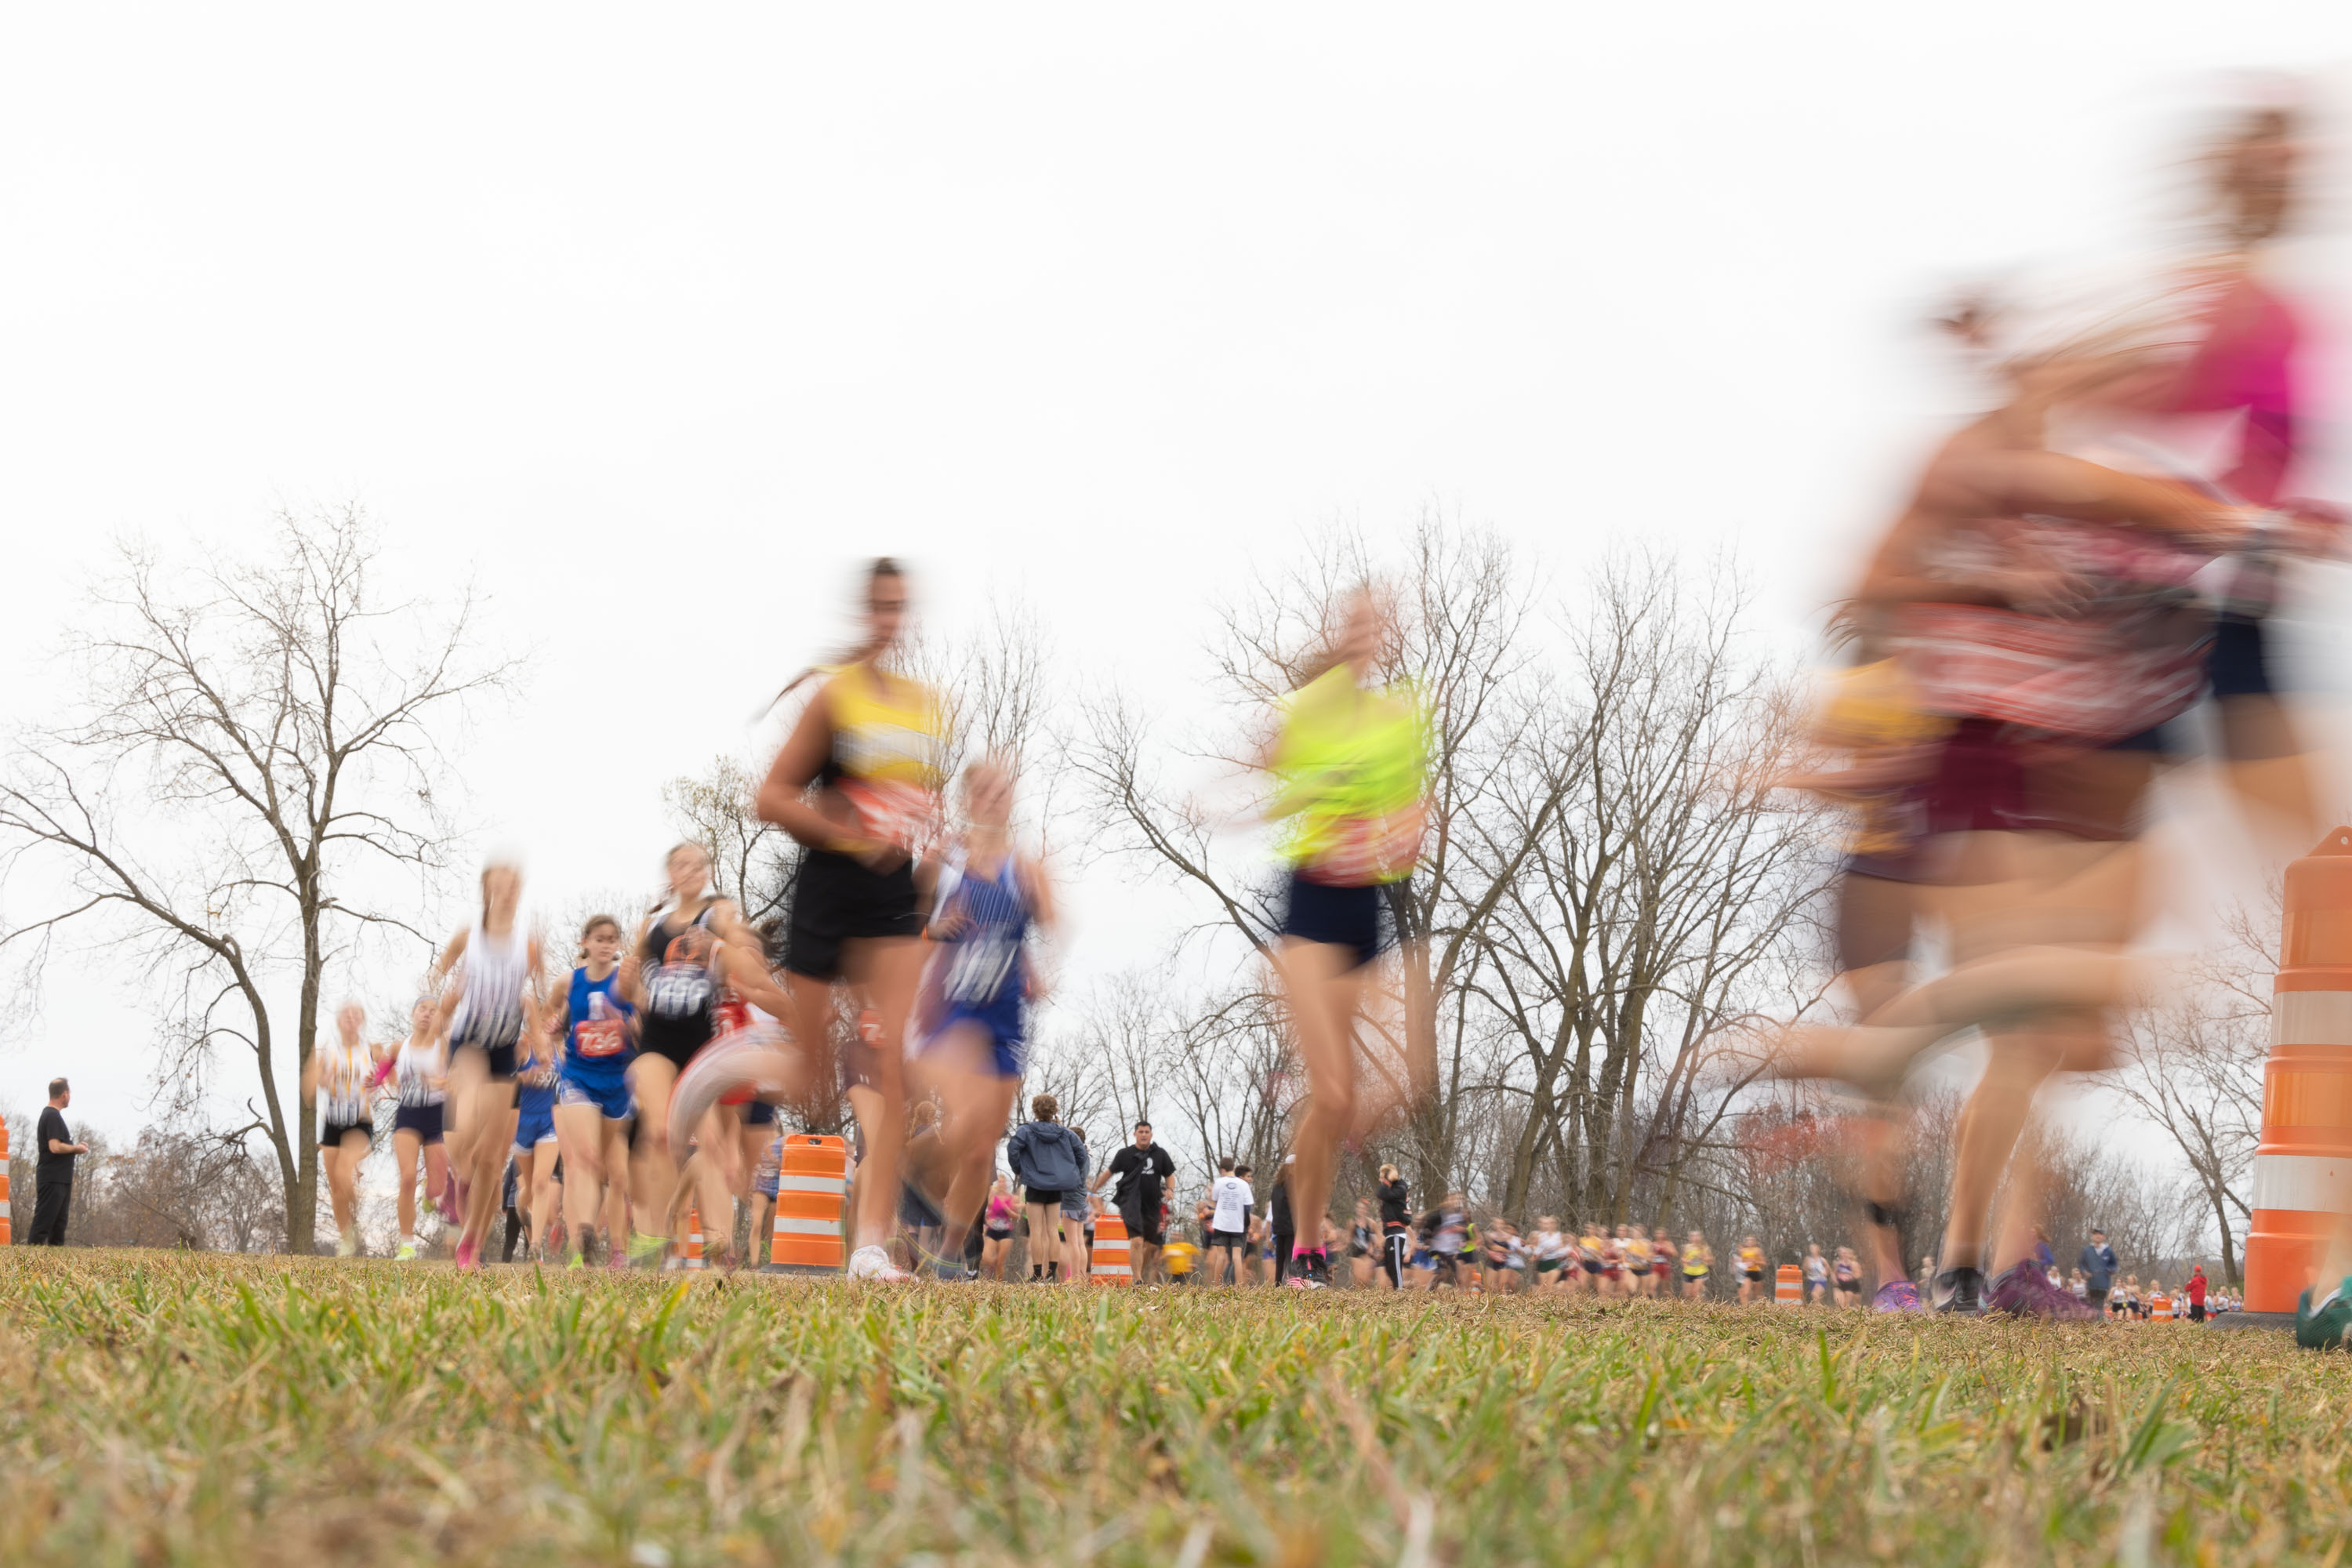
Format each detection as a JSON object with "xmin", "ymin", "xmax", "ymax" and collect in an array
[
  {"xmin": 1258, "ymin": 587, "xmax": 1432, "ymax": 1290},
  {"xmin": 918, "ymin": 757, "xmax": 1058, "ymax": 1279},
  {"xmin": 303, "ymin": 1000, "xmax": 380, "ymax": 1258},
  {"xmin": 430, "ymin": 858, "xmax": 543, "ymax": 1271},
  {"xmin": 552, "ymin": 914, "xmax": 635, "ymax": 1270},
  {"xmin": 388, "ymin": 997, "xmax": 448, "ymax": 1261},
  {"xmin": 755, "ymin": 559, "xmax": 947, "ymax": 1284}
]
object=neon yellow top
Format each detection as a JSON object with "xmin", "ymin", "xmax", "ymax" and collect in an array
[
  {"xmin": 825, "ymin": 663, "xmax": 949, "ymax": 851},
  {"xmin": 1269, "ymin": 665, "xmax": 1428, "ymax": 886}
]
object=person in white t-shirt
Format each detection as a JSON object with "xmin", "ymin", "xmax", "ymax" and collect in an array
[{"xmin": 1207, "ymin": 1155, "xmax": 1252, "ymax": 1286}]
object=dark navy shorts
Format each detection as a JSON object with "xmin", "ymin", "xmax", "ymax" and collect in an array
[{"xmin": 1280, "ymin": 872, "xmax": 1395, "ymax": 971}]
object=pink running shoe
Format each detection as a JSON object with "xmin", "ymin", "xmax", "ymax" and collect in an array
[
  {"xmin": 455, "ymin": 1236, "xmax": 481, "ymax": 1272},
  {"xmin": 1986, "ymin": 1263, "xmax": 2098, "ymax": 1319}
]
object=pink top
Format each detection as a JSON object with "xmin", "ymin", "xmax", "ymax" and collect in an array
[
  {"xmin": 2168, "ymin": 271, "xmax": 2304, "ymax": 503},
  {"xmin": 986, "ymin": 1193, "xmax": 1017, "ymax": 1226}
]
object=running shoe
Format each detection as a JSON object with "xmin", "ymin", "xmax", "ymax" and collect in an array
[
  {"xmin": 1986, "ymin": 1263, "xmax": 2098, "ymax": 1319},
  {"xmin": 394, "ymin": 1240, "xmax": 419, "ymax": 1262},
  {"xmin": 1870, "ymin": 1280, "xmax": 1925, "ymax": 1314},
  {"xmin": 437, "ymin": 1173, "xmax": 462, "ymax": 1225},
  {"xmin": 847, "ymin": 1244, "xmax": 918, "ymax": 1283},
  {"xmin": 627, "ymin": 1231, "xmax": 668, "ymax": 1269},
  {"xmin": 1929, "ymin": 1265, "xmax": 1986, "ymax": 1314},
  {"xmin": 2296, "ymin": 1277, "xmax": 2352, "ymax": 1350},
  {"xmin": 336, "ymin": 1230, "xmax": 360, "ymax": 1259},
  {"xmin": 564, "ymin": 1251, "xmax": 586, "ymax": 1272},
  {"xmin": 1283, "ymin": 1254, "xmax": 1324, "ymax": 1290},
  {"xmin": 454, "ymin": 1236, "xmax": 481, "ymax": 1272}
]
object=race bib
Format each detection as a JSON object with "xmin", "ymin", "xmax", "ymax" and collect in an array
[{"xmin": 575, "ymin": 1018, "xmax": 628, "ymax": 1059}]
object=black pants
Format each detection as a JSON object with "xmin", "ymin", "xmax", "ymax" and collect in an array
[
  {"xmin": 27, "ymin": 1178, "xmax": 71, "ymax": 1246},
  {"xmin": 1383, "ymin": 1231, "xmax": 1409, "ymax": 1287},
  {"xmin": 1273, "ymin": 1230, "xmax": 1294, "ymax": 1279},
  {"xmin": 2085, "ymin": 1286, "xmax": 2109, "ymax": 1312}
]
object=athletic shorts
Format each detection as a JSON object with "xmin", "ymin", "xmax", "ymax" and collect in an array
[
  {"xmin": 743, "ymin": 1098, "xmax": 777, "ymax": 1126},
  {"xmin": 1582, "ymin": 1260, "xmax": 1602, "ymax": 1274},
  {"xmin": 513, "ymin": 1100, "xmax": 557, "ymax": 1154},
  {"xmin": 899, "ymin": 1183, "xmax": 943, "ymax": 1230},
  {"xmin": 784, "ymin": 848, "xmax": 921, "ymax": 980},
  {"xmin": 2209, "ymin": 616, "xmax": 2276, "ymax": 701},
  {"xmin": 1279, "ymin": 871, "xmax": 1392, "ymax": 971},
  {"xmin": 1117, "ymin": 1194, "xmax": 1164, "ymax": 1248},
  {"xmin": 929, "ymin": 1004, "xmax": 1026, "ymax": 1077},
  {"xmin": 985, "ymin": 1226, "xmax": 1014, "ymax": 1242},
  {"xmin": 1062, "ymin": 1192, "xmax": 1091, "ymax": 1221},
  {"xmin": 393, "ymin": 1102, "xmax": 444, "ymax": 1144},
  {"xmin": 1744, "ymin": 1269, "xmax": 1765, "ymax": 1283},
  {"xmin": 1024, "ymin": 1187, "xmax": 1069, "ymax": 1208},
  {"xmin": 1685, "ymin": 1269, "xmax": 1708, "ymax": 1282},
  {"xmin": 1536, "ymin": 1258, "xmax": 1561, "ymax": 1274},
  {"xmin": 559, "ymin": 1074, "xmax": 634, "ymax": 1121},
  {"xmin": 1209, "ymin": 1229, "xmax": 1245, "ymax": 1250},
  {"xmin": 455, "ymin": 1037, "xmax": 518, "ymax": 1082},
  {"xmin": 1835, "ymin": 1279, "xmax": 1860, "ymax": 1295},
  {"xmin": 319, "ymin": 1120, "xmax": 370, "ymax": 1149}
]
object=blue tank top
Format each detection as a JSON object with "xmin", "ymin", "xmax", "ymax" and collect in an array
[
  {"xmin": 562, "ymin": 966, "xmax": 634, "ymax": 1087},
  {"xmin": 935, "ymin": 854, "xmax": 1029, "ymax": 1011},
  {"xmin": 516, "ymin": 1039, "xmax": 560, "ymax": 1117}
]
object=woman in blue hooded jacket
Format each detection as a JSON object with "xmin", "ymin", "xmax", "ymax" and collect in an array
[{"xmin": 1006, "ymin": 1092, "xmax": 1090, "ymax": 1282}]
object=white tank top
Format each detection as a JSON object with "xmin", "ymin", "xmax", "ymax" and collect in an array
[
  {"xmin": 394, "ymin": 1034, "xmax": 446, "ymax": 1107},
  {"xmin": 317, "ymin": 1037, "xmax": 376, "ymax": 1127},
  {"xmin": 452, "ymin": 917, "xmax": 531, "ymax": 1046}
]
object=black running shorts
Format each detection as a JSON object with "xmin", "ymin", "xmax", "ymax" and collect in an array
[{"xmin": 785, "ymin": 848, "xmax": 922, "ymax": 979}]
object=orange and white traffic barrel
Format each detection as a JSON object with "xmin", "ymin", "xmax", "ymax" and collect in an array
[
  {"xmin": 1774, "ymin": 1263, "xmax": 1801, "ymax": 1305},
  {"xmin": 683, "ymin": 1208, "xmax": 706, "ymax": 1272},
  {"xmin": 1090, "ymin": 1210, "xmax": 1132, "ymax": 1285},
  {"xmin": 2245, "ymin": 829, "xmax": 2352, "ymax": 1315},
  {"xmin": 768, "ymin": 1133, "xmax": 848, "ymax": 1274}
]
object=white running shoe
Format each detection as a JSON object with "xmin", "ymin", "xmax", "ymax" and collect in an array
[
  {"xmin": 336, "ymin": 1231, "xmax": 360, "ymax": 1259},
  {"xmin": 848, "ymin": 1244, "xmax": 917, "ymax": 1283}
]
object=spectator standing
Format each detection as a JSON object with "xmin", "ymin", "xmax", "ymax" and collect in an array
[
  {"xmin": 2186, "ymin": 1263, "xmax": 2209, "ymax": 1323},
  {"xmin": 1207, "ymin": 1156, "xmax": 1250, "ymax": 1285},
  {"xmin": 28, "ymin": 1077, "xmax": 86, "ymax": 1247},
  {"xmin": 1005, "ymin": 1094, "xmax": 1090, "ymax": 1282},
  {"xmin": 1094, "ymin": 1120, "xmax": 1176, "ymax": 1283},
  {"xmin": 2078, "ymin": 1229, "xmax": 2118, "ymax": 1312}
]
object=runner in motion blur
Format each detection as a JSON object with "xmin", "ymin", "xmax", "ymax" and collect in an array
[
  {"xmin": 756, "ymin": 559, "xmax": 948, "ymax": 1283},
  {"xmin": 1258, "ymin": 586, "xmax": 1432, "ymax": 1288}
]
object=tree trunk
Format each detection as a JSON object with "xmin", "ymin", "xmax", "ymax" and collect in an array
[
  {"xmin": 2211, "ymin": 1188, "xmax": 2240, "ymax": 1287},
  {"xmin": 290, "ymin": 920, "xmax": 324, "ymax": 1254}
]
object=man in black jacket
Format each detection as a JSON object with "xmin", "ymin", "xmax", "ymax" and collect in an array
[
  {"xmin": 29, "ymin": 1077, "xmax": 88, "ymax": 1247},
  {"xmin": 1095, "ymin": 1121, "xmax": 1176, "ymax": 1283}
]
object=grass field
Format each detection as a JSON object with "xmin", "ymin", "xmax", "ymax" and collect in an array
[{"xmin": 0, "ymin": 1253, "xmax": 2345, "ymax": 1567}]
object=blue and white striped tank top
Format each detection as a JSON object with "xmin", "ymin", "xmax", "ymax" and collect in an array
[{"xmin": 935, "ymin": 853, "xmax": 1029, "ymax": 1009}]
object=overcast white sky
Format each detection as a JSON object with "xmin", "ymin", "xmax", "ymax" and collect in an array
[{"xmin": 5, "ymin": 5, "xmax": 2352, "ymax": 1141}]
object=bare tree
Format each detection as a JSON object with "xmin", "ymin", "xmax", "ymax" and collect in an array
[
  {"xmin": 2112, "ymin": 898, "xmax": 2274, "ymax": 1283},
  {"xmin": 0, "ymin": 506, "xmax": 515, "ymax": 1252},
  {"xmin": 1463, "ymin": 552, "xmax": 1834, "ymax": 1221}
]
